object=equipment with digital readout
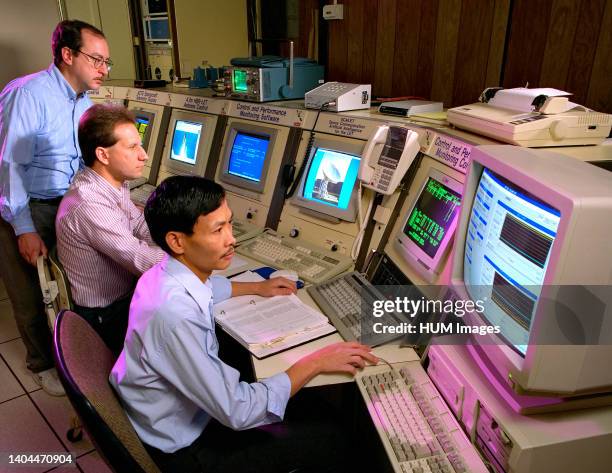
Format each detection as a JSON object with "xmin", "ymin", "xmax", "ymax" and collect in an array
[
  {"xmin": 224, "ymin": 56, "xmax": 324, "ymax": 102},
  {"xmin": 359, "ymin": 125, "xmax": 421, "ymax": 195}
]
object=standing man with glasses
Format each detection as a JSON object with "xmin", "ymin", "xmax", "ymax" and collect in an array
[{"xmin": 0, "ymin": 20, "xmax": 111, "ymax": 396}]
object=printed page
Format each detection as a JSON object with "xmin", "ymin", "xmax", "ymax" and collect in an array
[{"xmin": 215, "ymin": 294, "xmax": 328, "ymax": 344}]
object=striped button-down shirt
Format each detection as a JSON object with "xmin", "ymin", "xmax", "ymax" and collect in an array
[
  {"xmin": 0, "ymin": 64, "xmax": 92, "ymax": 235},
  {"xmin": 56, "ymin": 168, "xmax": 164, "ymax": 308}
]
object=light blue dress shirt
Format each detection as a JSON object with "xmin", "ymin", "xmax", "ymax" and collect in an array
[
  {"xmin": 0, "ymin": 64, "xmax": 92, "ymax": 235},
  {"xmin": 110, "ymin": 256, "xmax": 291, "ymax": 453}
]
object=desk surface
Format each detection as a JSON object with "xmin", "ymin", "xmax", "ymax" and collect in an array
[{"xmin": 222, "ymin": 253, "xmax": 421, "ymax": 387}]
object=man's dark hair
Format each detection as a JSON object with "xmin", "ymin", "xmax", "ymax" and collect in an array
[
  {"xmin": 145, "ymin": 176, "xmax": 226, "ymax": 254},
  {"xmin": 78, "ymin": 104, "xmax": 136, "ymax": 167},
  {"xmin": 52, "ymin": 20, "xmax": 106, "ymax": 67}
]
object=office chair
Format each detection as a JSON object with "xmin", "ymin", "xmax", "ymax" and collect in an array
[{"xmin": 54, "ymin": 310, "xmax": 161, "ymax": 473}]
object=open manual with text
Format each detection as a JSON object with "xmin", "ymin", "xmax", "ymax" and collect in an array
[{"xmin": 213, "ymin": 271, "xmax": 336, "ymax": 359}]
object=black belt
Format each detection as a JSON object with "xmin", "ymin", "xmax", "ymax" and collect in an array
[{"xmin": 30, "ymin": 196, "xmax": 63, "ymax": 205}]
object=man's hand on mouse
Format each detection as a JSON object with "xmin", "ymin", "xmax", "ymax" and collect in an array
[{"xmin": 255, "ymin": 277, "xmax": 297, "ymax": 296}]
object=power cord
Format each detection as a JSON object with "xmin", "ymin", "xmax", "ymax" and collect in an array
[{"xmin": 284, "ymin": 101, "xmax": 335, "ymax": 199}]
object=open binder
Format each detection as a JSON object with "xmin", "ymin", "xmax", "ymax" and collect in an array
[{"xmin": 213, "ymin": 272, "xmax": 336, "ymax": 359}]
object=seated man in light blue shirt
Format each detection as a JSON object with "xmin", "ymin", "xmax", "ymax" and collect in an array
[{"xmin": 110, "ymin": 176, "xmax": 378, "ymax": 473}]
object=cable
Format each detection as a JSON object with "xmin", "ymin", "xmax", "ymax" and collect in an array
[
  {"xmin": 350, "ymin": 184, "xmax": 375, "ymax": 261},
  {"xmin": 284, "ymin": 101, "xmax": 335, "ymax": 199}
]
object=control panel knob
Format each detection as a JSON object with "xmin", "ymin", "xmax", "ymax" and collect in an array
[
  {"xmin": 246, "ymin": 212, "xmax": 253, "ymax": 220},
  {"xmin": 330, "ymin": 244, "xmax": 339, "ymax": 252},
  {"xmin": 289, "ymin": 228, "xmax": 299, "ymax": 238}
]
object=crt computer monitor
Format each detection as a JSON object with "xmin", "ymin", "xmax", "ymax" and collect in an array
[
  {"xmin": 218, "ymin": 122, "xmax": 277, "ymax": 194},
  {"xmin": 160, "ymin": 110, "xmax": 213, "ymax": 178},
  {"xmin": 292, "ymin": 139, "xmax": 363, "ymax": 223},
  {"xmin": 449, "ymin": 145, "xmax": 612, "ymax": 397},
  {"xmin": 396, "ymin": 167, "xmax": 462, "ymax": 282}
]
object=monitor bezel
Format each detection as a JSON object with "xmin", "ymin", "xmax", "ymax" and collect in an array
[
  {"xmin": 291, "ymin": 138, "xmax": 364, "ymax": 223},
  {"xmin": 395, "ymin": 167, "xmax": 463, "ymax": 281},
  {"xmin": 218, "ymin": 122, "xmax": 277, "ymax": 194}
]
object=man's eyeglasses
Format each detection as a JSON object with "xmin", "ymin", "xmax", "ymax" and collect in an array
[{"xmin": 74, "ymin": 49, "xmax": 113, "ymax": 71}]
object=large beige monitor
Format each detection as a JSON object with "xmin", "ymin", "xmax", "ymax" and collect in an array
[{"xmin": 450, "ymin": 145, "xmax": 612, "ymax": 397}]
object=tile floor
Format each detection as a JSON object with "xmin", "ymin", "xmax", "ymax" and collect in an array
[{"xmin": 0, "ymin": 278, "xmax": 112, "ymax": 473}]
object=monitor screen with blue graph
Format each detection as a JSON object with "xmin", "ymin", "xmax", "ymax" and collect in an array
[{"xmin": 170, "ymin": 120, "xmax": 203, "ymax": 166}]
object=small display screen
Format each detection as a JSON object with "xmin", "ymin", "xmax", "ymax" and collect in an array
[
  {"xmin": 302, "ymin": 148, "xmax": 360, "ymax": 210},
  {"xmin": 135, "ymin": 116, "xmax": 150, "ymax": 145},
  {"xmin": 170, "ymin": 120, "xmax": 203, "ymax": 165},
  {"xmin": 233, "ymin": 70, "xmax": 248, "ymax": 92},
  {"xmin": 403, "ymin": 177, "xmax": 461, "ymax": 259},
  {"xmin": 228, "ymin": 132, "xmax": 270, "ymax": 182}
]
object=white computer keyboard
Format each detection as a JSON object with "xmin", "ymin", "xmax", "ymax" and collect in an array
[
  {"xmin": 130, "ymin": 184, "xmax": 156, "ymax": 206},
  {"xmin": 307, "ymin": 271, "xmax": 403, "ymax": 346},
  {"xmin": 236, "ymin": 231, "xmax": 353, "ymax": 284},
  {"xmin": 356, "ymin": 362, "xmax": 488, "ymax": 473}
]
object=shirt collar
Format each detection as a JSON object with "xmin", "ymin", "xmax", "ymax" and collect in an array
[
  {"xmin": 163, "ymin": 257, "xmax": 213, "ymax": 314},
  {"xmin": 47, "ymin": 63, "xmax": 88, "ymax": 100},
  {"xmin": 82, "ymin": 167, "xmax": 124, "ymax": 200}
]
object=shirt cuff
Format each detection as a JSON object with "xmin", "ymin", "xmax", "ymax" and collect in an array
[
  {"xmin": 261, "ymin": 372, "xmax": 291, "ymax": 421},
  {"xmin": 210, "ymin": 275, "xmax": 232, "ymax": 303},
  {"xmin": 10, "ymin": 208, "xmax": 36, "ymax": 236}
]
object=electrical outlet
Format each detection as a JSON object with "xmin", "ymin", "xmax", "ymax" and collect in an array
[{"xmin": 322, "ymin": 4, "xmax": 344, "ymax": 20}]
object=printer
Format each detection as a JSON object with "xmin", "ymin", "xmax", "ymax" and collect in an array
[{"xmin": 447, "ymin": 87, "xmax": 612, "ymax": 147}]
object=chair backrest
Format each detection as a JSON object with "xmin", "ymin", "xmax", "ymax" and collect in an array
[
  {"xmin": 53, "ymin": 310, "xmax": 160, "ymax": 473},
  {"xmin": 36, "ymin": 255, "xmax": 60, "ymax": 330},
  {"xmin": 48, "ymin": 246, "xmax": 73, "ymax": 311}
]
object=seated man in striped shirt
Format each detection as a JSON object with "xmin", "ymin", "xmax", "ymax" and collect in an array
[{"xmin": 56, "ymin": 104, "xmax": 295, "ymax": 354}]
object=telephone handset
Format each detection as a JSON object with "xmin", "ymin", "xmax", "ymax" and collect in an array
[{"xmin": 358, "ymin": 125, "xmax": 420, "ymax": 195}]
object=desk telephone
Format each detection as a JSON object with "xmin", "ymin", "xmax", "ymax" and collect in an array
[{"xmin": 359, "ymin": 125, "xmax": 420, "ymax": 195}]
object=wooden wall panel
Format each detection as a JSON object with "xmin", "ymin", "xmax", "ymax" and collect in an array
[
  {"xmin": 430, "ymin": 0, "xmax": 462, "ymax": 106},
  {"xmin": 414, "ymin": 0, "xmax": 440, "ymax": 99},
  {"xmin": 484, "ymin": 0, "xmax": 511, "ymax": 88},
  {"xmin": 345, "ymin": 0, "xmax": 365, "ymax": 80},
  {"xmin": 392, "ymin": 0, "xmax": 422, "ymax": 97},
  {"xmin": 373, "ymin": 0, "xmax": 398, "ymax": 96},
  {"xmin": 565, "ymin": 0, "xmax": 606, "ymax": 105},
  {"xmin": 587, "ymin": 0, "xmax": 612, "ymax": 111},
  {"xmin": 316, "ymin": 0, "xmax": 611, "ymax": 112},
  {"xmin": 361, "ymin": 0, "xmax": 379, "ymax": 86},
  {"xmin": 452, "ymin": 0, "xmax": 497, "ymax": 105},
  {"xmin": 538, "ymin": 0, "xmax": 580, "ymax": 88},
  {"xmin": 327, "ymin": 5, "xmax": 348, "ymax": 81},
  {"xmin": 503, "ymin": 0, "xmax": 552, "ymax": 88}
]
